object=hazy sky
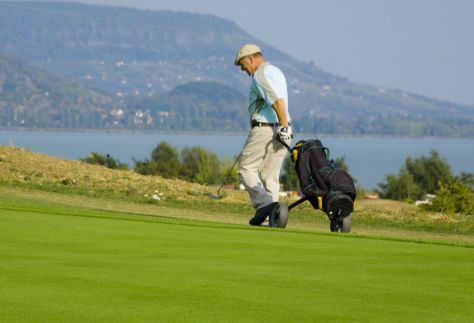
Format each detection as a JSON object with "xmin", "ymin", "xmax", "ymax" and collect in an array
[{"xmin": 24, "ymin": 0, "xmax": 474, "ymax": 105}]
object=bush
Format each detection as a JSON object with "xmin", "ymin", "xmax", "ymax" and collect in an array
[
  {"xmin": 180, "ymin": 146, "xmax": 220, "ymax": 184},
  {"xmin": 377, "ymin": 150, "xmax": 452, "ymax": 201},
  {"xmin": 134, "ymin": 159, "xmax": 159, "ymax": 176},
  {"xmin": 424, "ymin": 179, "xmax": 474, "ymax": 215},
  {"xmin": 134, "ymin": 142, "xmax": 224, "ymax": 185},
  {"xmin": 405, "ymin": 150, "xmax": 452, "ymax": 196},
  {"xmin": 458, "ymin": 172, "xmax": 474, "ymax": 190},
  {"xmin": 81, "ymin": 152, "xmax": 128, "ymax": 170},
  {"xmin": 378, "ymin": 168, "xmax": 422, "ymax": 201},
  {"xmin": 134, "ymin": 141, "xmax": 181, "ymax": 178},
  {"xmin": 151, "ymin": 141, "xmax": 181, "ymax": 178}
]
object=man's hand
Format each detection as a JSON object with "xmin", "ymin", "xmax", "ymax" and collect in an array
[{"xmin": 276, "ymin": 126, "xmax": 293, "ymax": 149}]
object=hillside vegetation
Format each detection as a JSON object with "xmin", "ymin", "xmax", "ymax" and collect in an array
[
  {"xmin": 0, "ymin": 145, "xmax": 473, "ymax": 245},
  {"xmin": 0, "ymin": 145, "xmax": 236, "ymax": 203},
  {"xmin": 0, "ymin": 52, "xmax": 115, "ymax": 128}
]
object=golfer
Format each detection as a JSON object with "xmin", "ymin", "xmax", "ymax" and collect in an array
[{"xmin": 234, "ymin": 44, "xmax": 292, "ymax": 225}]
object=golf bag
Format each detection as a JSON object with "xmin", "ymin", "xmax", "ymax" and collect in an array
[{"xmin": 292, "ymin": 139, "xmax": 356, "ymax": 222}]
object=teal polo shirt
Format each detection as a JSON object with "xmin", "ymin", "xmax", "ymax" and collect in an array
[{"xmin": 248, "ymin": 62, "xmax": 290, "ymax": 124}]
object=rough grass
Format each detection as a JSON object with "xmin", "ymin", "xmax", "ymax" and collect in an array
[
  {"xmin": 1, "ymin": 145, "xmax": 473, "ymax": 243},
  {"xmin": 0, "ymin": 146, "xmax": 235, "ymax": 203}
]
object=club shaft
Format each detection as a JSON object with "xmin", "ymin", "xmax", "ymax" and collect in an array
[{"xmin": 216, "ymin": 153, "xmax": 241, "ymax": 196}]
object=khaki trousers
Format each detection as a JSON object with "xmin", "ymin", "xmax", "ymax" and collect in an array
[{"xmin": 238, "ymin": 126, "xmax": 289, "ymax": 210}]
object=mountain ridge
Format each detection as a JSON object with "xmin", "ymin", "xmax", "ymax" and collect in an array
[
  {"xmin": 0, "ymin": 1, "xmax": 473, "ymax": 136},
  {"xmin": 0, "ymin": 51, "xmax": 116, "ymax": 128}
]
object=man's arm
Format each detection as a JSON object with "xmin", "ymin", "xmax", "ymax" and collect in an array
[{"xmin": 272, "ymin": 99, "xmax": 289, "ymax": 127}]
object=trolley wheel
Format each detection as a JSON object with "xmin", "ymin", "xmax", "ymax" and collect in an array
[
  {"xmin": 269, "ymin": 202, "xmax": 289, "ymax": 228},
  {"xmin": 330, "ymin": 214, "xmax": 352, "ymax": 233}
]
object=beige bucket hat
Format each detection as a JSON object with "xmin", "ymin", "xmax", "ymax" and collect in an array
[{"xmin": 234, "ymin": 44, "xmax": 261, "ymax": 65}]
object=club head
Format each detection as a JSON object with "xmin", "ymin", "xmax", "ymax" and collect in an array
[{"xmin": 208, "ymin": 193, "xmax": 222, "ymax": 200}]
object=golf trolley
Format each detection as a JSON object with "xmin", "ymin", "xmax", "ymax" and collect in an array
[
  {"xmin": 270, "ymin": 138, "xmax": 356, "ymax": 232},
  {"xmin": 268, "ymin": 194, "xmax": 353, "ymax": 232}
]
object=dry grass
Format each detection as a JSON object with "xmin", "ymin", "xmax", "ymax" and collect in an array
[{"xmin": 0, "ymin": 146, "xmax": 247, "ymax": 204}]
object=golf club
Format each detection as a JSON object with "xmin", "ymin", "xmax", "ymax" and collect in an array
[{"xmin": 209, "ymin": 152, "xmax": 242, "ymax": 200}]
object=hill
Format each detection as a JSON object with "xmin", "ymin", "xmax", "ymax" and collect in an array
[
  {"xmin": 124, "ymin": 81, "xmax": 249, "ymax": 131},
  {"xmin": 0, "ymin": 53, "xmax": 248, "ymax": 130},
  {"xmin": 0, "ymin": 1, "xmax": 473, "ymax": 136},
  {"xmin": 0, "ymin": 52, "xmax": 115, "ymax": 128},
  {"xmin": 0, "ymin": 144, "xmax": 219, "ymax": 203}
]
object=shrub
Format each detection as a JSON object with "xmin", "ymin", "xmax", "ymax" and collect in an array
[
  {"xmin": 458, "ymin": 172, "xmax": 474, "ymax": 190},
  {"xmin": 134, "ymin": 159, "xmax": 160, "ymax": 176},
  {"xmin": 151, "ymin": 141, "xmax": 181, "ymax": 178},
  {"xmin": 134, "ymin": 142, "xmax": 223, "ymax": 184},
  {"xmin": 377, "ymin": 150, "xmax": 452, "ymax": 201},
  {"xmin": 424, "ymin": 179, "xmax": 474, "ymax": 215},
  {"xmin": 405, "ymin": 150, "xmax": 452, "ymax": 196},
  {"xmin": 378, "ymin": 168, "xmax": 422, "ymax": 201},
  {"xmin": 134, "ymin": 141, "xmax": 181, "ymax": 178},
  {"xmin": 180, "ymin": 146, "xmax": 220, "ymax": 184},
  {"xmin": 81, "ymin": 152, "xmax": 128, "ymax": 170}
]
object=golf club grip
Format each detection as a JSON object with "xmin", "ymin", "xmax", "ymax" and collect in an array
[{"xmin": 276, "ymin": 135, "xmax": 292, "ymax": 152}]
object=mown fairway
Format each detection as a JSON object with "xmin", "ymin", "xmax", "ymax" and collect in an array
[{"xmin": 1, "ymin": 195, "xmax": 473, "ymax": 322}]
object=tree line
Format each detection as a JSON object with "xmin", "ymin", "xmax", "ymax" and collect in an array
[
  {"xmin": 81, "ymin": 141, "xmax": 239, "ymax": 186},
  {"xmin": 376, "ymin": 150, "xmax": 474, "ymax": 214},
  {"xmin": 81, "ymin": 142, "xmax": 474, "ymax": 215},
  {"xmin": 81, "ymin": 141, "xmax": 348, "ymax": 190}
]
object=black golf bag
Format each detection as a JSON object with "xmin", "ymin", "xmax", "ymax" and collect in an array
[{"xmin": 291, "ymin": 138, "xmax": 356, "ymax": 230}]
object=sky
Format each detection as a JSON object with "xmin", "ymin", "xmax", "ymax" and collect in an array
[{"xmin": 23, "ymin": 0, "xmax": 474, "ymax": 105}]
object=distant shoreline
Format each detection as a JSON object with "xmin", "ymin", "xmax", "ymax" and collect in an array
[{"xmin": 1, "ymin": 127, "xmax": 473, "ymax": 140}]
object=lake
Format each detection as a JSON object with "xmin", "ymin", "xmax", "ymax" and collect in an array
[{"xmin": 1, "ymin": 129, "xmax": 473, "ymax": 189}]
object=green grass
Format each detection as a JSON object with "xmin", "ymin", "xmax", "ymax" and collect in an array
[{"xmin": 1, "ymin": 190, "xmax": 473, "ymax": 322}]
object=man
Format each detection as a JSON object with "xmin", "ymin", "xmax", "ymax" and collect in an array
[{"xmin": 234, "ymin": 43, "xmax": 292, "ymax": 226}]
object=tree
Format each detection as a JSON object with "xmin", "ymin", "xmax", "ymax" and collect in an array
[
  {"xmin": 377, "ymin": 168, "xmax": 421, "ymax": 201},
  {"xmin": 151, "ymin": 141, "xmax": 181, "ymax": 178},
  {"xmin": 134, "ymin": 141, "xmax": 180, "ymax": 177},
  {"xmin": 377, "ymin": 150, "xmax": 453, "ymax": 201},
  {"xmin": 405, "ymin": 150, "xmax": 452, "ymax": 195},
  {"xmin": 180, "ymin": 146, "xmax": 220, "ymax": 184}
]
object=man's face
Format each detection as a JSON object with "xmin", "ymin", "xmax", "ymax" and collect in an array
[{"xmin": 239, "ymin": 56, "xmax": 253, "ymax": 76}]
